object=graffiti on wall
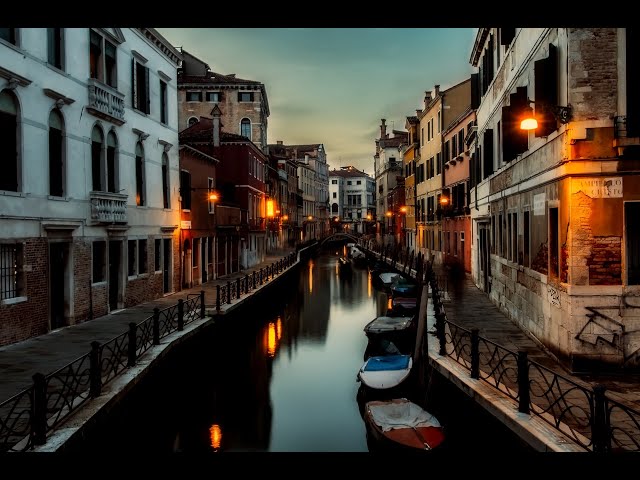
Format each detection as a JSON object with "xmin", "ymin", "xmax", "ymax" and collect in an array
[{"xmin": 575, "ymin": 301, "xmax": 640, "ymax": 366}]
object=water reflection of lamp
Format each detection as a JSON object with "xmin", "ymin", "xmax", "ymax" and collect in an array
[
  {"xmin": 308, "ymin": 260, "xmax": 313, "ymax": 293},
  {"xmin": 267, "ymin": 322, "xmax": 277, "ymax": 357},
  {"xmin": 209, "ymin": 424, "xmax": 222, "ymax": 451}
]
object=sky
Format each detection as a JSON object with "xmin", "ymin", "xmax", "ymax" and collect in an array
[{"xmin": 158, "ymin": 28, "xmax": 477, "ymax": 176}]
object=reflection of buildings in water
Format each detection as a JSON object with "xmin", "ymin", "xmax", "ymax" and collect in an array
[{"xmin": 296, "ymin": 257, "xmax": 331, "ymax": 342}]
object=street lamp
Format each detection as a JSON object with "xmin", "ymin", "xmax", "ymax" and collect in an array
[{"xmin": 520, "ymin": 98, "xmax": 572, "ymax": 131}]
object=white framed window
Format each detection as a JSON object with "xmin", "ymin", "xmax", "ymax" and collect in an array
[
  {"xmin": 47, "ymin": 28, "xmax": 64, "ymax": 70},
  {"xmin": 206, "ymin": 92, "xmax": 220, "ymax": 102},
  {"xmin": 241, "ymin": 118, "xmax": 251, "ymax": 140},
  {"xmin": 186, "ymin": 91, "xmax": 202, "ymax": 102},
  {"xmin": 1, "ymin": 243, "xmax": 25, "ymax": 302},
  {"xmin": 89, "ymin": 29, "xmax": 117, "ymax": 88}
]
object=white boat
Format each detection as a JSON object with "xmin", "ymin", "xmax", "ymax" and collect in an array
[
  {"xmin": 378, "ymin": 272, "xmax": 401, "ymax": 287},
  {"xmin": 357, "ymin": 354, "xmax": 413, "ymax": 390}
]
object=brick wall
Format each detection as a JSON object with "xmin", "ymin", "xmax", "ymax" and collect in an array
[
  {"xmin": 0, "ymin": 238, "xmax": 49, "ymax": 347},
  {"xmin": 587, "ymin": 237, "xmax": 622, "ymax": 285}
]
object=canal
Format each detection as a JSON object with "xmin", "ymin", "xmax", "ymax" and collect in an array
[{"xmin": 75, "ymin": 246, "xmax": 531, "ymax": 453}]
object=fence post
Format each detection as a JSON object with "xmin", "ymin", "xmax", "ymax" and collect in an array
[
  {"xmin": 260, "ymin": 268, "xmax": 263, "ymax": 285},
  {"xmin": 435, "ymin": 310, "xmax": 447, "ymax": 356},
  {"xmin": 152, "ymin": 308, "xmax": 160, "ymax": 345},
  {"xmin": 236, "ymin": 277, "xmax": 241, "ymax": 298},
  {"xmin": 127, "ymin": 322, "xmax": 137, "ymax": 367},
  {"xmin": 200, "ymin": 290, "xmax": 205, "ymax": 318},
  {"xmin": 227, "ymin": 281, "xmax": 232, "ymax": 303},
  {"xmin": 252, "ymin": 271, "xmax": 256, "ymax": 289},
  {"xmin": 470, "ymin": 329, "xmax": 480, "ymax": 379},
  {"xmin": 90, "ymin": 340, "xmax": 102, "ymax": 398},
  {"xmin": 517, "ymin": 351, "xmax": 530, "ymax": 414},
  {"xmin": 31, "ymin": 373, "xmax": 47, "ymax": 446},
  {"xmin": 216, "ymin": 285, "xmax": 221, "ymax": 312},
  {"xmin": 592, "ymin": 384, "xmax": 609, "ymax": 453},
  {"xmin": 177, "ymin": 299, "xmax": 184, "ymax": 331}
]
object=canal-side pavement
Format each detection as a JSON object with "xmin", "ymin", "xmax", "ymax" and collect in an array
[{"xmin": 0, "ymin": 248, "xmax": 297, "ymax": 414}]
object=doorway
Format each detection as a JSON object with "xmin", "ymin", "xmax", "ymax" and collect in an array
[
  {"xmin": 49, "ymin": 242, "xmax": 69, "ymax": 330},
  {"xmin": 108, "ymin": 240, "xmax": 121, "ymax": 311},
  {"xmin": 163, "ymin": 238, "xmax": 171, "ymax": 294},
  {"xmin": 478, "ymin": 223, "xmax": 491, "ymax": 294},
  {"xmin": 201, "ymin": 237, "xmax": 207, "ymax": 283}
]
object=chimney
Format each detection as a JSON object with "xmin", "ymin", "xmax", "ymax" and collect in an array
[
  {"xmin": 424, "ymin": 91, "xmax": 432, "ymax": 109},
  {"xmin": 434, "ymin": 84, "xmax": 440, "ymax": 96},
  {"xmin": 277, "ymin": 140, "xmax": 283, "ymax": 145},
  {"xmin": 416, "ymin": 109, "xmax": 422, "ymax": 117},
  {"xmin": 211, "ymin": 105, "xmax": 222, "ymax": 147},
  {"xmin": 380, "ymin": 119, "xmax": 387, "ymax": 139}
]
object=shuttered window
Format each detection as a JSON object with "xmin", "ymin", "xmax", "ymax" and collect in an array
[
  {"xmin": 534, "ymin": 44, "xmax": 559, "ymax": 138},
  {"xmin": 132, "ymin": 60, "xmax": 150, "ymax": 114}
]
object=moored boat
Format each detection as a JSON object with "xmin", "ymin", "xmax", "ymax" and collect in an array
[
  {"xmin": 363, "ymin": 315, "xmax": 416, "ymax": 354},
  {"xmin": 364, "ymin": 398, "xmax": 445, "ymax": 451}
]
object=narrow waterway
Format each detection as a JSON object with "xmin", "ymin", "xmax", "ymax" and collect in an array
[{"xmin": 76, "ymin": 247, "xmax": 530, "ymax": 453}]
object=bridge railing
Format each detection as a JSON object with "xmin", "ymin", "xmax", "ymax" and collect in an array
[{"xmin": 359, "ymin": 243, "xmax": 640, "ymax": 452}]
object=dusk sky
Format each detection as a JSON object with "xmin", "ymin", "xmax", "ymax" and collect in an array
[{"xmin": 159, "ymin": 28, "xmax": 477, "ymax": 175}]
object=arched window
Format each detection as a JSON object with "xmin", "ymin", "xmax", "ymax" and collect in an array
[
  {"xmin": 240, "ymin": 118, "xmax": 251, "ymax": 140},
  {"xmin": 106, "ymin": 131, "xmax": 118, "ymax": 193},
  {"xmin": 188, "ymin": 116, "xmax": 199, "ymax": 127},
  {"xmin": 162, "ymin": 152, "xmax": 170, "ymax": 209},
  {"xmin": 0, "ymin": 91, "xmax": 19, "ymax": 192},
  {"xmin": 332, "ymin": 203, "xmax": 339, "ymax": 213},
  {"xmin": 91, "ymin": 125, "xmax": 104, "ymax": 191},
  {"xmin": 135, "ymin": 142, "xmax": 145, "ymax": 206},
  {"xmin": 48, "ymin": 109, "xmax": 65, "ymax": 196}
]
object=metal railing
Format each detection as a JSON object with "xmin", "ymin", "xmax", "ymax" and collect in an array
[
  {"xmin": 0, "ymin": 291, "xmax": 205, "ymax": 453},
  {"xmin": 358, "ymin": 241, "xmax": 640, "ymax": 452},
  {"xmin": 215, "ymin": 252, "xmax": 297, "ymax": 312}
]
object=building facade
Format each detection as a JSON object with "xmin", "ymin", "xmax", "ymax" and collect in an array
[
  {"xmin": 177, "ymin": 49, "xmax": 269, "ymax": 152},
  {"xmin": 0, "ymin": 28, "xmax": 182, "ymax": 347},
  {"xmin": 469, "ymin": 27, "xmax": 640, "ymax": 371},
  {"xmin": 374, "ymin": 119, "xmax": 407, "ymax": 245},
  {"xmin": 402, "ymin": 115, "xmax": 420, "ymax": 250},
  {"xmin": 328, "ymin": 166, "xmax": 375, "ymax": 234}
]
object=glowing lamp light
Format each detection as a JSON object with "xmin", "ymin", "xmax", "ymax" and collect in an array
[
  {"xmin": 282, "ymin": 215, "xmax": 289, "ymax": 221},
  {"xmin": 334, "ymin": 217, "xmax": 340, "ymax": 222},
  {"xmin": 366, "ymin": 214, "xmax": 372, "ymax": 220},
  {"xmin": 266, "ymin": 199, "xmax": 275, "ymax": 218},
  {"xmin": 400, "ymin": 206, "xmax": 407, "ymax": 214},
  {"xmin": 209, "ymin": 424, "xmax": 222, "ymax": 451},
  {"xmin": 386, "ymin": 211, "xmax": 392, "ymax": 217},
  {"xmin": 308, "ymin": 215, "xmax": 313, "ymax": 221},
  {"xmin": 440, "ymin": 196, "xmax": 449, "ymax": 206},
  {"xmin": 209, "ymin": 192, "xmax": 219, "ymax": 201},
  {"xmin": 520, "ymin": 117, "xmax": 538, "ymax": 130}
]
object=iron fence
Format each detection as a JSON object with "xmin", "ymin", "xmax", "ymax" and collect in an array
[{"xmin": 360, "ymin": 243, "xmax": 640, "ymax": 452}]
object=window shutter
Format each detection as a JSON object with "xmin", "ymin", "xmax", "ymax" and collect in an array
[
  {"xmin": 483, "ymin": 129, "xmax": 494, "ymax": 180},
  {"xmin": 512, "ymin": 87, "xmax": 530, "ymax": 155},
  {"xmin": 501, "ymin": 28, "xmax": 515, "ymax": 46},
  {"xmin": 627, "ymin": 28, "xmax": 640, "ymax": 137},
  {"xmin": 144, "ymin": 66, "xmax": 150, "ymax": 114},
  {"xmin": 131, "ymin": 59, "xmax": 137, "ymax": 110},
  {"xmin": 534, "ymin": 44, "xmax": 558, "ymax": 138}
]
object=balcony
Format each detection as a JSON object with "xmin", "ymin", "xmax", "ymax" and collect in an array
[
  {"xmin": 90, "ymin": 191, "xmax": 127, "ymax": 224},
  {"xmin": 249, "ymin": 217, "xmax": 266, "ymax": 231},
  {"xmin": 87, "ymin": 78, "xmax": 125, "ymax": 126}
]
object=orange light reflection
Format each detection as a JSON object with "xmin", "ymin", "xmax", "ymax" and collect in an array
[
  {"xmin": 209, "ymin": 424, "xmax": 222, "ymax": 451},
  {"xmin": 267, "ymin": 321, "xmax": 277, "ymax": 357}
]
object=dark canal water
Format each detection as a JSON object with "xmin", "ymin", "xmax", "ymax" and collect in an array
[{"xmin": 76, "ymin": 247, "xmax": 531, "ymax": 454}]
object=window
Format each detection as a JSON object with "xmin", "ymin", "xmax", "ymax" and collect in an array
[
  {"xmin": 0, "ymin": 28, "xmax": 18, "ymax": 46},
  {"xmin": 162, "ymin": 153, "xmax": 170, "ymax": 209},
  {"xmin": 208, "ymin": 177, "xmax": 215, "ymax": 214},
  {"xmin": 154, "ymin": 239, "xmax": 161, "ymax": 272},
  {"xmin": 180, "ymin": 170, "xmax": 191, "ymax": 210},
  {"xmin": 331, "ymin": 179, "xmax": 337, "ymax": 184},
  {"xmin": 240, "ymin": 118, "xmax": 251, "ymax": 139},
  {"xmin": 89, "ymin": 30, "xmax": 117, "ymax": 88},
  {"xmin": 48, "ymin": 109, "xmax": 64, "ymax": 197},
  {"xmin": 188, "ymin": 117, "xmax": 199, "ymax": 127},
  {"xmin": 1, "ymin": 243, "xmax": 24, "ymax": 301},
  {"xmin": 549, "ymin": 207, "xmax": 559, "ymax": 278},
  {"xmin": 138, "ymin": 239, "xmax": 147, "ymax": 274},
  {"xmin": 498, "ymin": 213, "xmax": 504, "ymax": 257},
  {"xmin": 47, "ymin": 28, "xmax": 64, "ymax": 70},
  {"xmin": 511, "ymin": 212, "xmax": 518, "ymax": 263},
  {"xmin": 347, "ymin": 181, "xmax": 352, "ymax": 185},
  {"xmin": 0, "ymin": 91, "xmax": 19, "ymax": 192},
  {"xmin": 186, "ymin": 91, "xmax": 202, "ymax": 102},
  {"xmin": 132, "ymin": 60, "xmax": 150, "ymax": 114},
  {"xmin": 128, "ymin": 240, "xmax": 136, "ymax": 276},
  {"xmin": 421, "ymin": 128, "xmax": 424, "ymax": 145},
  {"xmin": 135, "ymin": 142, "xmax": 145, "ymax": 206},
  {"xmin": 332, "ymin": 192, "xmax": 337, "ymax": 198},
  {"xmin": 206, "ymin": 92, "xmax": 220, "ymax": 102},
  {"xmin": 160, "ymin": 80, "xmax": 168, "ymax": 124},
  {"xmin": 238, "ymin": 92, "xmax": 254, "ymax": 102},
  {"xmin": 626, "ymin": 202, "xmax": 640, "ymax": 285},
  {"xmin": 357, "ymin": 180, "xmax": 361, "ymax": 185},
  {"xmin": 483, "ymin": 129, "xmax": 494, "ymax": 180},
  {"xmin": 92, "ymin": 241, "xmax": 106, "ymax": 283},
  {"xmin": 91, "ymin": 125, "xmax": 104, "ymax": 191},
  {"xmin": 523, "ymin": 210, "xmax": 530, "ymax": 267},
  {"xmin": 436, "ymin": 114, "xmax": 439, "ymax": 133},
  {"xmin": 534, "ymin": 44, "xmax": 559, "ymax": 138},
  {"xmin": 106, "ymin": 131, "xmax": 118, "ymax": 193}
]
